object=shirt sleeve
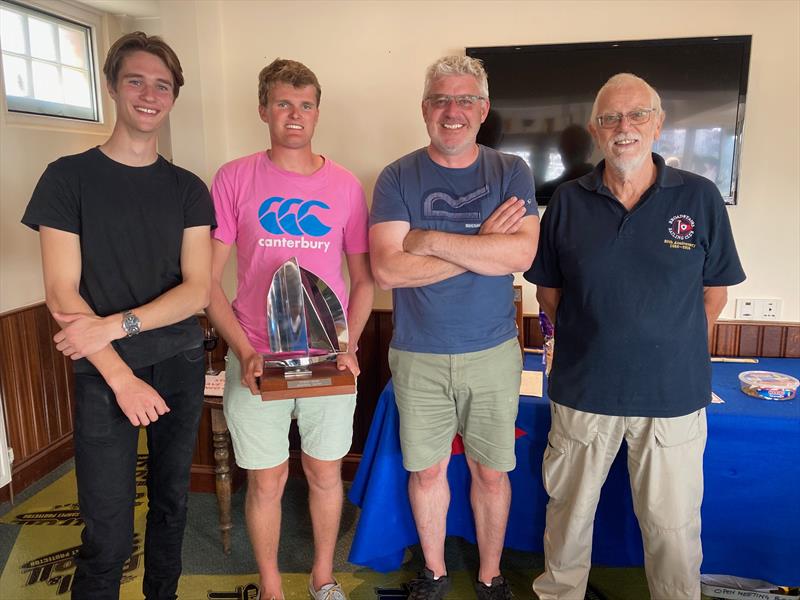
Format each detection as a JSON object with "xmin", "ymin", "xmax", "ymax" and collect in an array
[
  {"xmin": 21, "ymin": 161, "xmax": 81, "ymax": 234},
  {"xmin": 343, "ymin": 179, "xmax": 370, "ymax": 255},
  {"xmin": 524, "ymin": 190, "xmax": 563, "ymax": 288},
  {"xmin": 508, "ymin": 156, "xmax": 538, "ymax": 215},
  {"xmin": 369, "ymin": 163, "xmax": 410, "ymax": 226},
  {"xmin": 210, "ymin": 165, "xmax": 238, "ymax": 245},
  {"xmin": 702, "ymin": 190, "xmax": 746, "ymax": 286},
  {"xmin": 183, "ymin": 172, "xmax": 216, "ymax": 229}
]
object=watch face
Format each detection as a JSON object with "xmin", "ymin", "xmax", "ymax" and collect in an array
[{"xmin": 123, "ymin": 311, "xmax": 141, "ymax": 336}]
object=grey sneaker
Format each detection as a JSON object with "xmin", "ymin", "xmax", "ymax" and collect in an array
[
  {"xmin": 408, "ymin": 568, "xmax": 451, "ymax": 600},
  {"xmin": 308, "ymin": 575, "xmax": 347, "ymax": 600},
  {"xmin": 474, "ymin": 575, "xmax": 513, "ymax": 600}
]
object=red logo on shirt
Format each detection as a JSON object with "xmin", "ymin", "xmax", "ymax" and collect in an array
[{"xmin": 668, "ymin": 214, "xmax": 695, "ymax": 241}]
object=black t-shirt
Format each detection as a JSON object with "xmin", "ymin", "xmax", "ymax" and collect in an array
[
  {"xmin": 525, "ymin": 153, "xmax": 746, "ymax": 417},
  {"xmin": 22, "ymin": 147, "xmax": 216, "ymax": 373}
]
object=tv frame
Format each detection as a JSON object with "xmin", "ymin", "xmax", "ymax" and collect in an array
[{"xmin": 467, "ymin": 35, "xmax": 752, "ymax": 205}]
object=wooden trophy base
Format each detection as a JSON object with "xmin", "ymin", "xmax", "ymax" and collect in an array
[{"xmin": 260, "ymin": 361, "xmax": 356, "ymax": 401}]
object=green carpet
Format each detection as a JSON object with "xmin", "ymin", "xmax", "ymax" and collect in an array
[{"xmin": 0, "ymin": 451, "xmax": 652, "ymax": 599}]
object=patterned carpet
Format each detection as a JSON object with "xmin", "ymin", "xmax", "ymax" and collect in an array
[{"xmin": 0, "ymin": 443, "xmax": 651, "ymax": 599}]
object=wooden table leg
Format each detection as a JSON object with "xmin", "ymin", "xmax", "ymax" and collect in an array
[{"xmin": 210, "ymin": 406, "xmax": 233, "ymax": 555}]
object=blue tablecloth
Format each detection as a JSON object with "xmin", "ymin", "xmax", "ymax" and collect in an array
[{"xmin": 348, "ymin": 356, "xmax": 800, "ymax": 584}]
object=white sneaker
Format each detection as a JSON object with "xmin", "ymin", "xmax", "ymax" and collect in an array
[{"xmin": 308, "ymin": 575, "xmax": 347, "ymax": 600}]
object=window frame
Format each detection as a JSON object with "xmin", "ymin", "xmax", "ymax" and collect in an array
[{"xmin": 0, "ymin": 0, "xmax": 110, "ymax": 133}]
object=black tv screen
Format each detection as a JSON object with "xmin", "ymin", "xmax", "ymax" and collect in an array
[{"xmin": 467, "ymin": 36, "xmax": 751, "ymax": 205}]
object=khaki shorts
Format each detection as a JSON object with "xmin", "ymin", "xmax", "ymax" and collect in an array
[
  {"xmin": 389, "ymin": 337, "xmax": 522, "ymax": 472},
  {"xmin": 222, "ymin": 350, "xmax": 357, "ymax": 470}
]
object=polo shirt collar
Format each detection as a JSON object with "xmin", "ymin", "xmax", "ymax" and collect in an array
[{"xmin": 578, "ymin": 152, "xmax": 684, "ymax": 193}]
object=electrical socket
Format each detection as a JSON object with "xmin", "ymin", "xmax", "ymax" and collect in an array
[
  {"xmin": 736, "ymin": 298, "xmax": 782, "ymax": 320},
  {"xmin": 755, "ymin": 299, "xmax": 781, "ymax": 320},
  {"xmin": 735, "ymin": 298, "xmax": 755, "ymax": 319}
]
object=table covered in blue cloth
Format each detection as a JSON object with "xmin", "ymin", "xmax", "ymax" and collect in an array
[{"xmin": 347, "ymin": 355, "xmax": 800, "ymax": 585}]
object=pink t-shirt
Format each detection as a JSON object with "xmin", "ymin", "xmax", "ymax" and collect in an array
[{"xmin": 211, "ymin": 151, "xmax": 369, "ymax": 353}]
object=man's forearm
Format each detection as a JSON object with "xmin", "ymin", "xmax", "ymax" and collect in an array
[
  {"xmin": 205, "ymin": 282, "xmax": 257, "ymax": 361},
  {"xmin": 132, "ymin": 279, "xmax": 210, "ymax": 332},
  {"xmin": 405, "ymin": 227, "xmax": 536, "ymax": 276},
  {"xmin": 704, "ymin": 286, "xmax": 728, "ymax": 343},
  {"xmin": 535, "ymin": 287, "xmax": 561, "ymax": 326},
  {"xmin": 372, "ymin": 250, "xmax": 466, "ymax": 289},
  {"xmin": 46, "ymin": 288, "xmax": 134, "ymax": 385},
  {"xmin": 344, "ymin": 279, "xmax": 374, "ymax": 351}
]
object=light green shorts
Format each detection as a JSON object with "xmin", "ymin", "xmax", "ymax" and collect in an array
[
  {"xmin": 222, "ymin": 350, "xmax": 357, "ymax": 470},
  {"xmin": 389, "ymin": 337, "xmax": 522, "ymax": 473}
]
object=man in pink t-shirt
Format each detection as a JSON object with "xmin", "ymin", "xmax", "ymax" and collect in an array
[{"xmin": 207, "ymin": 59, "xmax": 373, "ymax": 600}]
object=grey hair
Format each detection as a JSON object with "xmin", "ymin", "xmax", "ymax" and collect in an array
[
  {"xmin": 590, "ymin": 73, "xmax": 663, "ymax": 122},
  {"xmin": 423, "ymin": 55, "xmax": 489, "ymax": 100}
]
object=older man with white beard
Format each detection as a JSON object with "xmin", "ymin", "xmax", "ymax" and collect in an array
[{"xmin": 524, "ymin": 73, "xmax": 745, "ymax": 600}]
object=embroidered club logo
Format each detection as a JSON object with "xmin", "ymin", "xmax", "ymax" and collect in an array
[
  {"xmin": 668, "ymin": 214, "xmax": 695, "ymax": 241},
  {"xmin": 258, "ymin": 197, "xmax": 331, "ymax": 237}
]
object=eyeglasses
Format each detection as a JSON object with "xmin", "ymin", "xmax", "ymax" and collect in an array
[
  {"xmin": 425, "ymin": 94, "xmax": 486, "ymax": 109},
  {"xmin": 595, "ymin": 108, "xmax": 658, "ymax": 129}
]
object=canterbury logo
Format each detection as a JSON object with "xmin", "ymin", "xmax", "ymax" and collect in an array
[
  {"xmin": 423, "ymin": 185, "xmax": 488, "ymax": 221},
  {"xmin": 258, "ymin": 197, "xmax": 332, "ymax": 237}
]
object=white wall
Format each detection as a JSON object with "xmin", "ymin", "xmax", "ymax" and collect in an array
[
  {"xmin": 3, "ymin": 0, "xmax": 798, "ymax": 322},
  {"xmin": 157, "ymin": 0, "xmax": 799, "ymax": 320},
  {"xmin": 0, "ymin": 1, "xmax": 123, "ymax": 313}
]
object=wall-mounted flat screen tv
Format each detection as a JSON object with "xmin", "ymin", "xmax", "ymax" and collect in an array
[{"xmin": 467, "ymin": 36, "xmax": 751, "ymax": 205}]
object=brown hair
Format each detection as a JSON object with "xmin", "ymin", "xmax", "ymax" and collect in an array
[
  {"xmin": 258, "ymin": 58, "xmax": 321, "ymax": 107},
  {"xmin": 103, "ymin": 32, "xmax": 184, "ymax": 98}
]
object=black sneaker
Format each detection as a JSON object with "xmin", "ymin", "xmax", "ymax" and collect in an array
[
  {"xmin": 407, "ymin": 568, "xmax": 451, "ymax": 600},
  {"xmin": 474, "ymin": 575, "xmax": 513, "ymax": 600}
]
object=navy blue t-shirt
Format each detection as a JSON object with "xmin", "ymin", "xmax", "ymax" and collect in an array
[
  {"xmin": 525, "ymin": 154, "xmax": 745, "ymax": 417},
  {"xmin": 371, "ymin": 146, "xmax": 536, "ymax": 354}
]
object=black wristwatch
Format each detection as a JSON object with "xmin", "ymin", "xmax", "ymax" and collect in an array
[{"xmin": 121, "ymin": 310, "xmax": 141, "ymax": 337}]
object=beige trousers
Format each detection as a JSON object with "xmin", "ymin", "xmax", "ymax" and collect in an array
[{"xmin": 532, "ymin": 403, "xmax": 707, "ymax": 600}]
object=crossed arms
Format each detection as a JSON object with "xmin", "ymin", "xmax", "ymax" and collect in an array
[
  {"xmin": 370, "ymin": 197, "xmax": 540, "ymax": 290},
  {"xmin": 40, "ymin": 225, "xmax": 212, "ymax": 426}
]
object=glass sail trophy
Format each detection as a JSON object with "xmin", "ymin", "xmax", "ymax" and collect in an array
[{"xmin": 263, "ymin": 257, "xmax": 349, "ymax": 380}]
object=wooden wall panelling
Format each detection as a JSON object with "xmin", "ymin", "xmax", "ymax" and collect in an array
[
  {"xmin": 0, "ymin": 304, "xmax": 75, "ymax": 503},
  {"xmin": 761, "ymin": 326, "xmax": 784, "ymax": 357},
  {"xmin": 710, "ymin": 320, "xmax": 800, "ymax": 358},
  {"xmin": 737, "ymin": 324, "xmax": 759, "ymax": 357},
  {"xmin": 523, "ymin": 315, "xmax": 545, "ymax": 349},
  {"xmin": 787, "ymin": 327, "xmax": 800, "ymax": 357}
]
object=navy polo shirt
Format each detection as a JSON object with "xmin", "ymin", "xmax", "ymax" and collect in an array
[{"xmin": 525, "ymin": 153, "xmax": 745, "ymax": 417}]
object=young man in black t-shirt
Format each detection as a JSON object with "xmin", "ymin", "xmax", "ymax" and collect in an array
[{"xmin": 22, "ymin": 32, "xmax": 214, "ymax": 600}]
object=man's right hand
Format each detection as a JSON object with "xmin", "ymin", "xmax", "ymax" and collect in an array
[
  {"xmin": 480, "ymin": 196, "xmax": 527, "ymax": 235},
  {"xmin": 240, "ymin": 351, "xmax": 264, "ymax": 395},
  {"xmin": 109, "ymin": 374, "xmax": 170, "ymax": 427}
]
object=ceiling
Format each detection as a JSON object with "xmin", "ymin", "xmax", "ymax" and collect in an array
[{"xmin": 76, "ymin": 0, "xmax": 161, "ymax": 18}]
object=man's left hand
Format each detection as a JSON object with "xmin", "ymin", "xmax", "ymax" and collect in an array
[
  {"xmin": 336, "ymin": 351, "xmax": 360, "ymax": 376},
  {"xmin": 52, "ymin": 312, "xmax": 118, "ymax": 359}
]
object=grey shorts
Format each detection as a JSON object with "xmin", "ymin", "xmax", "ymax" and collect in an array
[
  {"xmin": 222, "ymin": 350, "xmax": 357, "ymax": 470},
  {"xmin": 389, "ymin": 337, "xmax": 522, "ymax": 472}
]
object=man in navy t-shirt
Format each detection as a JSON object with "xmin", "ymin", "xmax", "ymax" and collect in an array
[
  {"xmin": 526, "ymin": 73, "xmax": 745, "ymax": 600},
  {"xmin": 370, "ymin": 55, "xmax": 539, "ymax": 600}
]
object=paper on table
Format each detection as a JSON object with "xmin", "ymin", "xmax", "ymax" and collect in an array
[
  {"xmin": 520, "ymin": 371, "xmax": 543, "ymax": 397},
  {"xmin": 204, "ymin": 371, "xmax": 226, "ymax": 397},
  {"xmin": 711, "ymin": 391, "xmax": 725, "ymax": 404}
]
